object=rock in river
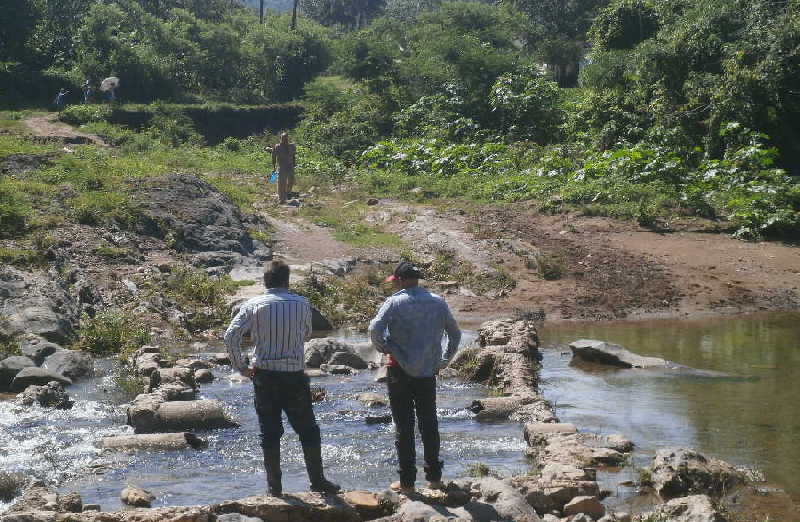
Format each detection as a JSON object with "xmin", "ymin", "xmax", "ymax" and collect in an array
[
  {"xmin": 120, "ymin": 485, "xmax": 155, "ymax": 507},
  {"xmin": 648, "ymin": 448, "xmax": 747, "ymax": 500},
  {"xmin": 0, "ymin": 356, "xmax": 37, "ymax": 392},
  {"xmin": 42, "ymin": 349, "xmax": 93, "ymax": 379},
  {"xmin": 127, "ymin": 393, "xmax": 238, "ymax": 433},
  {"xmin": 17, "ymin": 381, "xmax": 73, "ymax": 409},
  {"xmin": 10, "ymin": 367, "xmax": 71, "ymax": 391},
  {"xmin": 101, "ymin": 432, "xmax": 206, "ymax": 451},
  {"xmin": 19, "ymin": 335, "xmax": 60, "ymax": 365},
  {"xmin": 569, "ymin": 339, "xmax": 668, "ymax": 368}
]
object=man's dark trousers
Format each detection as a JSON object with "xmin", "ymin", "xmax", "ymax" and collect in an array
[
  {"xmin": 387, "ymin": 365, "xmax": 443, "ymax": 487},
  {"xmin": 252, "ymin": 369, "xmax": 322, "ymax": 494}
]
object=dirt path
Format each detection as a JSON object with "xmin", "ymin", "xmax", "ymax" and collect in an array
[{"xmin": 23, "ymin": 113, "xmax": 106, "ymax": 146}]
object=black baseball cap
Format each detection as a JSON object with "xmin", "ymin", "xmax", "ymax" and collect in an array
[{"xmin": 384, "ymin": 261, "xmax": 423, "ymax": 282}]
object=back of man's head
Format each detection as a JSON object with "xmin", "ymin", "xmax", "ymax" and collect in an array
[{"xmin": 264, "ymin": 260, "xmax": 290, "ymax": 288}]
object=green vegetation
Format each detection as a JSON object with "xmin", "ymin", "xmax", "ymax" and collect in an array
[
  {"xmin": 466, "ymin": 462, "xmax": 492, "ymax": 477},
  {"xmin": 74, "ymin": 310, "xmax": 151, "ymax": 356},
  {"xmin": 299, "ymin": 201, "xmax": 402, "ymax": 247},
  {"xmin": 0, "ymin": 248, "xmax": 45, "ymax": 267},
  {"xmin": 159, "ymin": 266, "xmax": 242, "ymax": 333},
  {"xmin": 417, "ymin": 248, "xmax": 516, "ymax": 294}
]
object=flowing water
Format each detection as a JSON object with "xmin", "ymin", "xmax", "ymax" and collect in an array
[
  {"xmin": 1, "ymin": 312, "xmax": 799, "ymax": 515},
  {"xmin": 1, "ymin": 330, "xmax": 532, "ymax": 511},
  {"xmin": 539, "ymin": 311, "xmax": 800, "ymax": 512}
]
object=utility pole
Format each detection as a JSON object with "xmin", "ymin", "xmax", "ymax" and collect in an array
[
  {"xmin": 260, "ymin": 0, "xmax": 264, "ymax": 23},
  {"xmin": 291, "ymin": 0, "xmax": 298, "ymax": 29}
]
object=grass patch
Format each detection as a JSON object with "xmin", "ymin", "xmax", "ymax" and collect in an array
[
  {"xmin": 0, "ymin": 247, "xmax": 45, "ymax": 266},
  {"xmin": 157, "ymin": 266, "xmax": 241, "ymax": 333},
  {"xmin": 290, "ymin": 267, "xmax": 392, "ymax": 328},
  {"xmin": 530, "ymin": 252, "xmax": 565, "ymax": 281},
  {"xmin": 466, "ymin": 462, "xmax": 492, "ymax": 477},
  {"xmin": 74, "ymin": 310, "xmax": 151, "ymax": 357},
  {"xmin": 416, "ymin": 248, "xmax": 516, "ymax": 294},
  {"xmin": 94, "ymin": 246, "xmax": 134, "ymax": 259},
  {"xmin": 299, "ymin": 202, "xmax": 402, "ymax": 248}
]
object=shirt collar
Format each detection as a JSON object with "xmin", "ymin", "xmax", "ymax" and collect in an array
[{"xmin": 266, "ymin": 287, "xmax": 289, "ymax": 295}]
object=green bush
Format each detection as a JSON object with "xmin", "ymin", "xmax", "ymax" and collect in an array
[
  {"xmin": 75, "ymin": 310, "xmax": 151, "ymax": 356},
  {"xmin": 58, "ymin": 105, "xmax": 112, "ymax": 126},
  {"xmin": 69, "ymin": 191, "xmax": 138, "ymax": 228}
]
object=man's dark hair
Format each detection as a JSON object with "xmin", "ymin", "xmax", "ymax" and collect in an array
[{"xmin": 264, "ymin": 260, "xmax": 290, "ymax": 288}]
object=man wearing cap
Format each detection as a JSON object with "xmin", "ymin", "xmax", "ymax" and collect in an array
[{"xmin": 368, "ymin": 261, "xmax": 462, "ymax": 493}]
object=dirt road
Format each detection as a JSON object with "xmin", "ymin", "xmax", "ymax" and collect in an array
[{"xmin": 23, "ymin": 113, "xmax": 106, "ymax": 146}]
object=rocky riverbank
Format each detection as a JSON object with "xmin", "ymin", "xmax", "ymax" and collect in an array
[{"xmin": 3, "ymin": 318, "xmax": 786, "ymax": 522}]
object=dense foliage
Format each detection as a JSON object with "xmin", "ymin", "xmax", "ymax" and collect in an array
[{"xmin": 2, "ymin": 0, "xmax": 798, "ymax": 239}]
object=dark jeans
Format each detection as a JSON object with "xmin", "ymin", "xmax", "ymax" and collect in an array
[
  {"xmin": 387, "ymin": 365, "xmax": 443, "ymax": 486},
  {"xmin": 252, "ymin": 369, "xmax": 321, "ymax": 450}
]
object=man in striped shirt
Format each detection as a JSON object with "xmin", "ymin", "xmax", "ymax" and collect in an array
[{"xmin": 224, "ymin": 260, "xmax": 340, "ymax": 497}]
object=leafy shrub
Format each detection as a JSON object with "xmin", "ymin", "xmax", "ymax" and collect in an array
[
  {"xmin": 58, "ymin": 105, "xmax": 112, "ymax": 126},
  {"xmin": 75, "ymin": 310, "xmax": 151, "ymax": 356},
  {"xmin": 160, "ymin": 266, "xmax": 241, "ymax": 333},
  {"xmin": 489, "ymin": 69, "xmax": 563, "ymax": 142}
]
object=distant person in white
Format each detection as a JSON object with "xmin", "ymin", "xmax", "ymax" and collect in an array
[{"xmin": 224, "ymin": 260, "xmax": 339, "ymax": 497}]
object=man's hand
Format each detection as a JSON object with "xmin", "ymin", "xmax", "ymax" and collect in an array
[{"xmin": 241, "ymin": 367, "xmax": 255, "ymax": 379}]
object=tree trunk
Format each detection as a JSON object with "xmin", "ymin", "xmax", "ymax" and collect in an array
[
  {"xmin": 260, "ymin": 0, "xmax": 264, "ymax": 23},
  {"xmin": 291, "ymin": 0, "xmax": 298, "ymax": 29}
]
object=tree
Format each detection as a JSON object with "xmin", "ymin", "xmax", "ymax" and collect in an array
[
  {"xmin": 0, "ymin": 0, "xmax": 39, "ymax": 62},
  {"xmin": 298, "ymin": 0, "xmax": 386, "ymax": 29}
]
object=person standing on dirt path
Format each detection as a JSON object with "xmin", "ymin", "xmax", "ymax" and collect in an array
[
  {"xmin": 272, "ymin": 132, "xmax": 296, "ymax": 204},
  {"xmin": 368, "ymin": 261, "xmax": 462, "ymax": 494},
  {"xmin": 224, "ymin": 260, "xmax": 340, "ymax": 498},
  {"xmin": 54, "ymin": 88, "xmax": 69, "ymax": 110}
]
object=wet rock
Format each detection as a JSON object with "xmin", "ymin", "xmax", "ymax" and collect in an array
[
  {"xmin": 120, "ymin": 485, "xmax": 155, "ymax": 507},
  {"xmin": 153, "ymin": 381, "xmax": 197, "ymax": 401},
  {"xmin": 304, "ymin": 338, "xmax": 356, "ymax": 368},
  {"xmin": 127, "ymin": 394, "xmax": 238, "ymax": 433},
  {"xmin": 4, "ymin": 483, "xmax": 82, "ymax": 515},
  {"xmin": 0, "ymin": 472, "xmax": 25, "ymax": 502},
  {"xmin": 210, "ymin": 353, "xmax": 231, "ymax": 365},
  {"xmin": 365, "ymin": 414, "xmax": 393, "ymax": 425},
  {"xmin": 342, "ymin": 490, "xmax": 394, "ymax": 518},
  {"xmin": 175, "ymin": 358, "xmax": 212, "ymax": 370},
  {"xmin": 471, "ymin": 477, "xmax": 542, "ymax": 521},
  {"xmin": 649, "ymin": 448, "xmax": 746, "ymax": 500},
  {"xmin": 149, "ymin": 366, "xmax": 196, "ymax": 390},
  {"xmin": 82, "ymin": 504, "xmax": 101, "ymax": 512},
  {"xmin": 10, "ymin": 367, "xmax": 71, "ymax": 391},
  {"xmin": 375, "ymin": 365, "xmax": 389, "ymax": 383},
  {"xmin": 42, "ymin": 349, "xmax": 92, "ymax": 379},
  {"xmin": 0, "ymin": 356, "xmax": 37, "ymax": 391},
  {"xmin": 195, "ymin": 369, "xmax": 214, "ymax": 383},
  {"xmin": 563, "ymin": 495, "xmax": 605, "ymax": 519},
  {"xmin": 131, "ymin": 346, "xmax": 164, "ymax": 377},
  {"xmin": 569, "ymin": 339, "xmax": 667, "ymax": 368},
  {"xmin": 320, "ymin": 364, "xmax": 353, "ymax": 375},
  {"xmin": 59, "ymin": 492, "xmax": 83, "ymax": 513},
  {"xmin": 525, "ymin": 423, "xmax": 577, "ymax": 437},
  {"xmin": 305, "ymin": 369, "xmax": 326, "ymax": 378},
  {"xmin": 328, "ymin": 350, "xmax": 368, "ymax": 369},
  {"xmin": 639, "ymin": 494, "xmax": 725, "ymax": 522},
  {"xmin": 100, "ymin": 432, "xmax": 206, "ymax": 451},
  {"xmin": 19, "ymin": 336, "xmax": 60, "ymax": 365},
  {"xmin": 133, "ymin": 174, "xmax": 255, "ymax": 255},
  {"xmin": 216, "ymin": 514, "xmax": 263, "ymax": 522},
  {"xmin": 470, "ymin": 394, "xmax": 546, "ymax": 421},
  {"xmin": 17, "ymin": 381, "xmax": 73, "ymax": 409},
  {"xmin": 0, "ymin": 267, "xmax": 79, "ymax": 344},
  {"xmin": 356, "ymin": 392, "xmax": 388, "ymax": 407},
  {"xmin": 215, "ymin": 492, "xmax": 361, "ymax": 521},
  {"xmin": 310, "ymin": 385, "xmax": 327, "ymax": 402}
]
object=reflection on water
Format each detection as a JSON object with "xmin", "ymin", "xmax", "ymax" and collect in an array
[{"xmin": 539, "ymin": 312, "xmax": 800, "ymax": 503}]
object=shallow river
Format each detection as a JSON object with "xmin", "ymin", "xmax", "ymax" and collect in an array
[
  {"xmin": 1, "ymin": 312, "xmax": 799, "ymax": 514},
  {"xmin": 539, "ymin": 311, "xmax": 800, "ymax": 508}
]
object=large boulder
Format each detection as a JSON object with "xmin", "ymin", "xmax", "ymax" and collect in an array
[
  {"xmin": 328, "ymin": 350, "xmax": 368, "ymax": 369},
  {"xmin": 0, "ymin": 267, "xmax": 79, "ymax": 344},
  {"xmin": 569, "ymin": 339, "xmax": 667, "ymax": 368},
  {"xmin": 17, "ymin": 381, "xmax": 73, "ymax": 409},
  {"xmin": 127, "ymin": 393, "xmax": 238, "ymax": 433},
  {"xmin": 649, "ymin": 448, "xmax": 747, "ymax": 500},
  {"xmin": 0, "ymin": 356, "xmax": 37, "ymax": 391},
  {"xmin": 10, "ymin": 367, "xmax": 71, "ymax": 391},
  {"xmin": 563, "ymin": 495, "xmax": 605, "ymax": 519},
  {"xmin": 42, "ymin": 349, "xmax": 93, "ymax": 379},
  {"xmin": 304, "ymin": 338, "xmax": 356, "ymax": 368},
  {"xmin": 19, "ymin": 336, "xmax": 61, "ymax": 365},
  {"xmin": 133, "ymin": 174, "xmax": 255, "ymax": 254},
  {"xmin": 120, "ymin": 485, "xmax": 155, "ymax": 508}
]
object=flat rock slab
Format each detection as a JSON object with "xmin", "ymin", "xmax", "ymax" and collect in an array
[
  {"xmin": 10, "ymin": 367, "xmax": 71, "ymax": 391},
  {"xmin": 101, "ymin": 432, "xmax": 206, "ymax": 451},
  {"xmin": 569, "ymin": 339, "xmax": 668, "ymax": 368}
]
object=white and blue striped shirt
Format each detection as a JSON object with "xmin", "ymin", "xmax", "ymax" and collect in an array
[{"xmin": 224, "ymin": 288, "xmax": 312, "ymax": 373}]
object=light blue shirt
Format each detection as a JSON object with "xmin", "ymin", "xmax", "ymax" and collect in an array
[
  {"xmin": 224, "ymin": 288, "xmax": 312, "ymax": 373},
  {"xmin": 368, "ymin": 286, "xmax": 461, "ymax": 378}
]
